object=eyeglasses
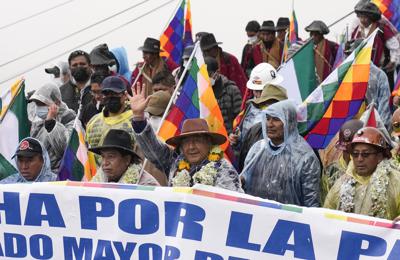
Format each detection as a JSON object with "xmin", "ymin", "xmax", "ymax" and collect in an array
[{"xmin": 350, "ymin": 151, "xmax": 379, "ymax": 159}]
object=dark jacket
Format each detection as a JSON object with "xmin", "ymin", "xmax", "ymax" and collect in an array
[
  {"xmin": 60, "ymin": 81, "xmax": 93, "ymax": 113},
  {"xmin": 239, "ymin": 122, "xmax": 263, "ymax": 171},
  {"xmin": 213, "ymin": 75, "xmax": 242, "ymax": 134}
]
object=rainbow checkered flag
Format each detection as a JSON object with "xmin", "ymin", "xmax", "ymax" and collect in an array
[
  {"xmin": 160, "ymin": 0, "xmax": 185, "ymax": 68},
  {"xmin": 297, "ymin": 29, "xmax": 378, "ymax": 149},
  {"xmin": 158, "ymin": 43, "xmax": 237, "ymax": 165},
  {"xmin": 372, "ymin": 0, "xmax": 400, "ymax": 30}
]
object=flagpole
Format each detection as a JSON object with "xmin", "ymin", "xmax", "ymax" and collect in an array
[
  {"xmin": 327, "ymin": 11, "xmax": 355, "ymax": 29},
  {"xmin": 0, "ymin": 79, "xmax": 24, "ymax": 123},
  {"xmin": 137, "ymin": 41, "xmax": 199, "ymax": 178}
]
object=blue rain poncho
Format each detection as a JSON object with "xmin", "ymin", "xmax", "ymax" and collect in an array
[{"xmin": 241, "ymin": 100, "xmax": 321, "ymax": 207}]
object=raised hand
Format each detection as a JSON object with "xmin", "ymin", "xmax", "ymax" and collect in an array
[
  {"xmin": 125, "ymin": 82, "xmax": 151, "ymax": 118},
  {"xmin": 46, "ymin": 103, "xmax": 59, "ymax": 120}
]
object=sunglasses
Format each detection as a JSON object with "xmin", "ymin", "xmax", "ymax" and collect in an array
[{"xmin": 350, "ymin": 151, "xmax": 379, "ymax": 159}]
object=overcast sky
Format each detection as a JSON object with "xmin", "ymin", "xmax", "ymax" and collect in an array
[{"xmin": 0, "ymin": 0, "xmax": 358, "ymax": 92}]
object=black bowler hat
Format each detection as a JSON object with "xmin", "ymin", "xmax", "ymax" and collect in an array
[
  {"xmin": 90, "ymin": 43, "xmax": 116, "ymax": 66},
  {"xmin": 276, "ymin": 17, "xmax": 290, "ymax": 30},
  {"xmin": 89, "ymin": 129, "xmax": 140, "ymax": 161},
  {"xmin": 260, "ymin": 20, "xmax": 276, "ymax": 32},
  {"xmin": 305, "ymin": 20, "xmax": 330, "ymax": 35},
  {"xmin": 138, "ymin": 37, "xmax": 161, "ymax": 53},
  {"xmin": 12, "ymin": 138, "xmax": 43, "ymax": 158},
  {"xmin": 245, "ymin": 20, "xmax": 261, "ymax": 32},
  {"xmin": 200, "ymin": 33, "xmax": 222, "ymax": 51}
]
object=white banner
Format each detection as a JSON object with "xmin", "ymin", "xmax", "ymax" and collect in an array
[{"xmin": 0, "ymin": 182, "xmax": 399, "ymax": 260}]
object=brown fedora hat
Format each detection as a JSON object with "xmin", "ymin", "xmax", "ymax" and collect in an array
[{"xmin": 166, "ymin": 118, "xmax": 226, "ymax": 147}]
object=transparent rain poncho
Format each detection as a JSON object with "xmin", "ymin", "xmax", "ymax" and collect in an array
[{"xmin": 241, "ymin": 100, "xmax": 321, "ymax": 207}]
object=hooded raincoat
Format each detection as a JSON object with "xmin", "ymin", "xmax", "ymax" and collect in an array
[
  {"xmin": 324, "ymin": 160, "xmax": 400, "ymax": 220},
  {"xmin": 241, "ymin": 100, "xmax": 321, "ymax": 207},
  {"xmin": 111, "ymin": 47, "xmax": 132, "ymax": 83},
  {"xmin": 0, "ymin": 137, "xmax": 57, "ymax": 183},
  {"xmin": 29, "ymin": 83, "xmax": 76, "ymax": 172}
]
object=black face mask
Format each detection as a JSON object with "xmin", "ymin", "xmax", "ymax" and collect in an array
[
  {"xmin": 71, "ymin": 67, "xmax": 91, "ymax": 83},
  {"xmin": 104, "ymin": 96, "xmax": 122, "ymax": 113}
]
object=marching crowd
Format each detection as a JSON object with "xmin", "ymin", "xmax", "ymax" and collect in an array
[{"xmin": 2, "ymin": 1, "xmax": 400, "ymax": 221}]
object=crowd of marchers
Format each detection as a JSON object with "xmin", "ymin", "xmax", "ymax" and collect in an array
[{"xmin": 2, "ymin": 1, "xmax": 400, "ymax": 221}]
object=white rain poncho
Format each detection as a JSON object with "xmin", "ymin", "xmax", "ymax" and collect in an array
[
  {"xmin": 241, "ymin": 100, "xmax": 321, "ymax": 207},
  {"xmin": 29, "ymin": 83, "xmax": 76, "ymax": 171}
]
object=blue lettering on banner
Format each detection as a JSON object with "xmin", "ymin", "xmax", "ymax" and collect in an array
[
  {"xmin": 263, "ymin": 220, "xmax": 315, "ymax": 260},
  {"xmin": 388, "ymin": 240, "xmax": 400, "ymax": 260},
  {"xmin": 113, "ymin": 241, "xmax": 136, "ymax": 260},
  {"xmin": 118, "ymin": 199, "xmax": 159, "ymax": 235},
  {"xmin": 164, "ymin": 245, "xmax": 180, "ymax": 260},
  {"xmin": 138, "ymin": 243, "xmax": 163, "ymax": 259},
  {"xmin": 337, "ymin": 231, "xmax": 387, "ymax": 259},
  {"xmin": 226, "ymin": 212, "xmax": 315, "ymax": 259},
  {"xmin": 165, "ymin": 202, "xmax": 205, "ymax": 241},
  {"xmin": 0, "ymin": 192, "xmax": 21, "ymax": 225},
  {"xmin": 94, "ymin": 240, "xmax": 115, "ymax": 260},
  {"xmin": 4, "ymin": 233, "xmax": 27, "ymax": 258},
  {"xmin": 30, "ymin": 234, "xmax": 53, "ymax": 259},
  {"xmin": 79, "ymin": 196, "xmax": 115, "ymax": 230},
  {"xmin": 63, "ymin": 237, "xmax": 93, "ymax": 260},
  {"xmin": 226, "ymin": 212, "xmax": 261, "ymax": 251},
  {"xmin": 24, "ymin": 194, "xmax": 65, "ymax": 228},
  {"xmin": 195, "ymin": 250, "xmax": 223, "ymax": 260}
]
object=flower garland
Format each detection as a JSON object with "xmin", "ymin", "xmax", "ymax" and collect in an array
[
  {"xmin": 119, "ymin": 164, "xmax": 141, "ymax": 184},
  {"xmin": 339, "ymin": 161, "xmax": 390, "ymax": 218},
  {"xmin": 172, "ymin": 146, "xmax": 223, "ymax": 187}
]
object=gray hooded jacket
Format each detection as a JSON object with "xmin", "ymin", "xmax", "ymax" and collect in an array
[
  {"xmin": 241, "ymin": 100, "xmax": 321, "ymax": 207},
  {"xmin": 29, "ymin": 83, "xmax": 76, "ymax": 171},
  {"xmin": 0, "ymin": 137, "xmax": 57, "ymax": 183}
]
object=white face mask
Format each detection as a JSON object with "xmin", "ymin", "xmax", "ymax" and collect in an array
[
  {"xmin": 108, "ymin": 64, "xmax": 118, "ymax": 73},
  {"xmin": 36, "ymin": 105, "xmax": 49, "ymax": 119},
  {"xmin": 248, "ymin": 35, "xmax": 258, "ymax": 44}
]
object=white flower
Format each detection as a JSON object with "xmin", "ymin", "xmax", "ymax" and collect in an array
[
  {"xmin": 172, "ymin": 169, "xmax": 191, "ymax": 187},
  {"xmin": 192, "ymin": 162, "xmax": 217, "ymax": 186}
]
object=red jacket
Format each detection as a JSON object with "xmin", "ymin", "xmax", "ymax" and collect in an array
[{"xmin": 217, "ymin": 48, "xmax": 248, "ymax": 97}]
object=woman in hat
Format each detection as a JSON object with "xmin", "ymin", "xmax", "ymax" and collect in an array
[
  {"xmin": 89, "ymin": 129, "xmax": 159, "ymax": 186},
  {"xmin": 127, "ymin": 84, "xmax": 243, "ymax": 192}
]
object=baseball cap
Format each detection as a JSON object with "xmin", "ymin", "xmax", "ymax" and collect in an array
[
  {"xmin": 101, "ymin": 76, "xmax": 126, "ymax": 93},
  {"xmin": 12, "ymin": 139, "xmax": 43, "ymax": 158}
]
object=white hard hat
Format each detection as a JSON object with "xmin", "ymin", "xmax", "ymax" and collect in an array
[{"xmin": 246, "ymin": 63, "xmax": 283, "ymax": 90}]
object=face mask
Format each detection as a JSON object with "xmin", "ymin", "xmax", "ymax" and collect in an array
[
  {"xmin": 36, "ymin": 106, "xmax": 48, "ymax": 119},
  {"xmin": 105, "ymin": 96, "xmax": 122, "ymax": 113},
  {"xmin": 248, "ymin": 35, "xmax": 258, "ymax": 44},
  {"xmin": 71, "ymin": 67, "xmax": 91, "ymax": 83},
  {"xmin": 108, "ymin": 64, "xmax": 118, "ymax": 73}
]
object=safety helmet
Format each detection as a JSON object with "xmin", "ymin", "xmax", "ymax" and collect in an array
[
  {"xmin": 336, "ymin": 119, "xmax": 364, "ymax": 151},
  {"xmin": 246, "ymin": 63, "xmax": 284, "ymax": 90},
  {"xmin": 350, "ymin": 127, "xmax": 389, "ymax": 150}
]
